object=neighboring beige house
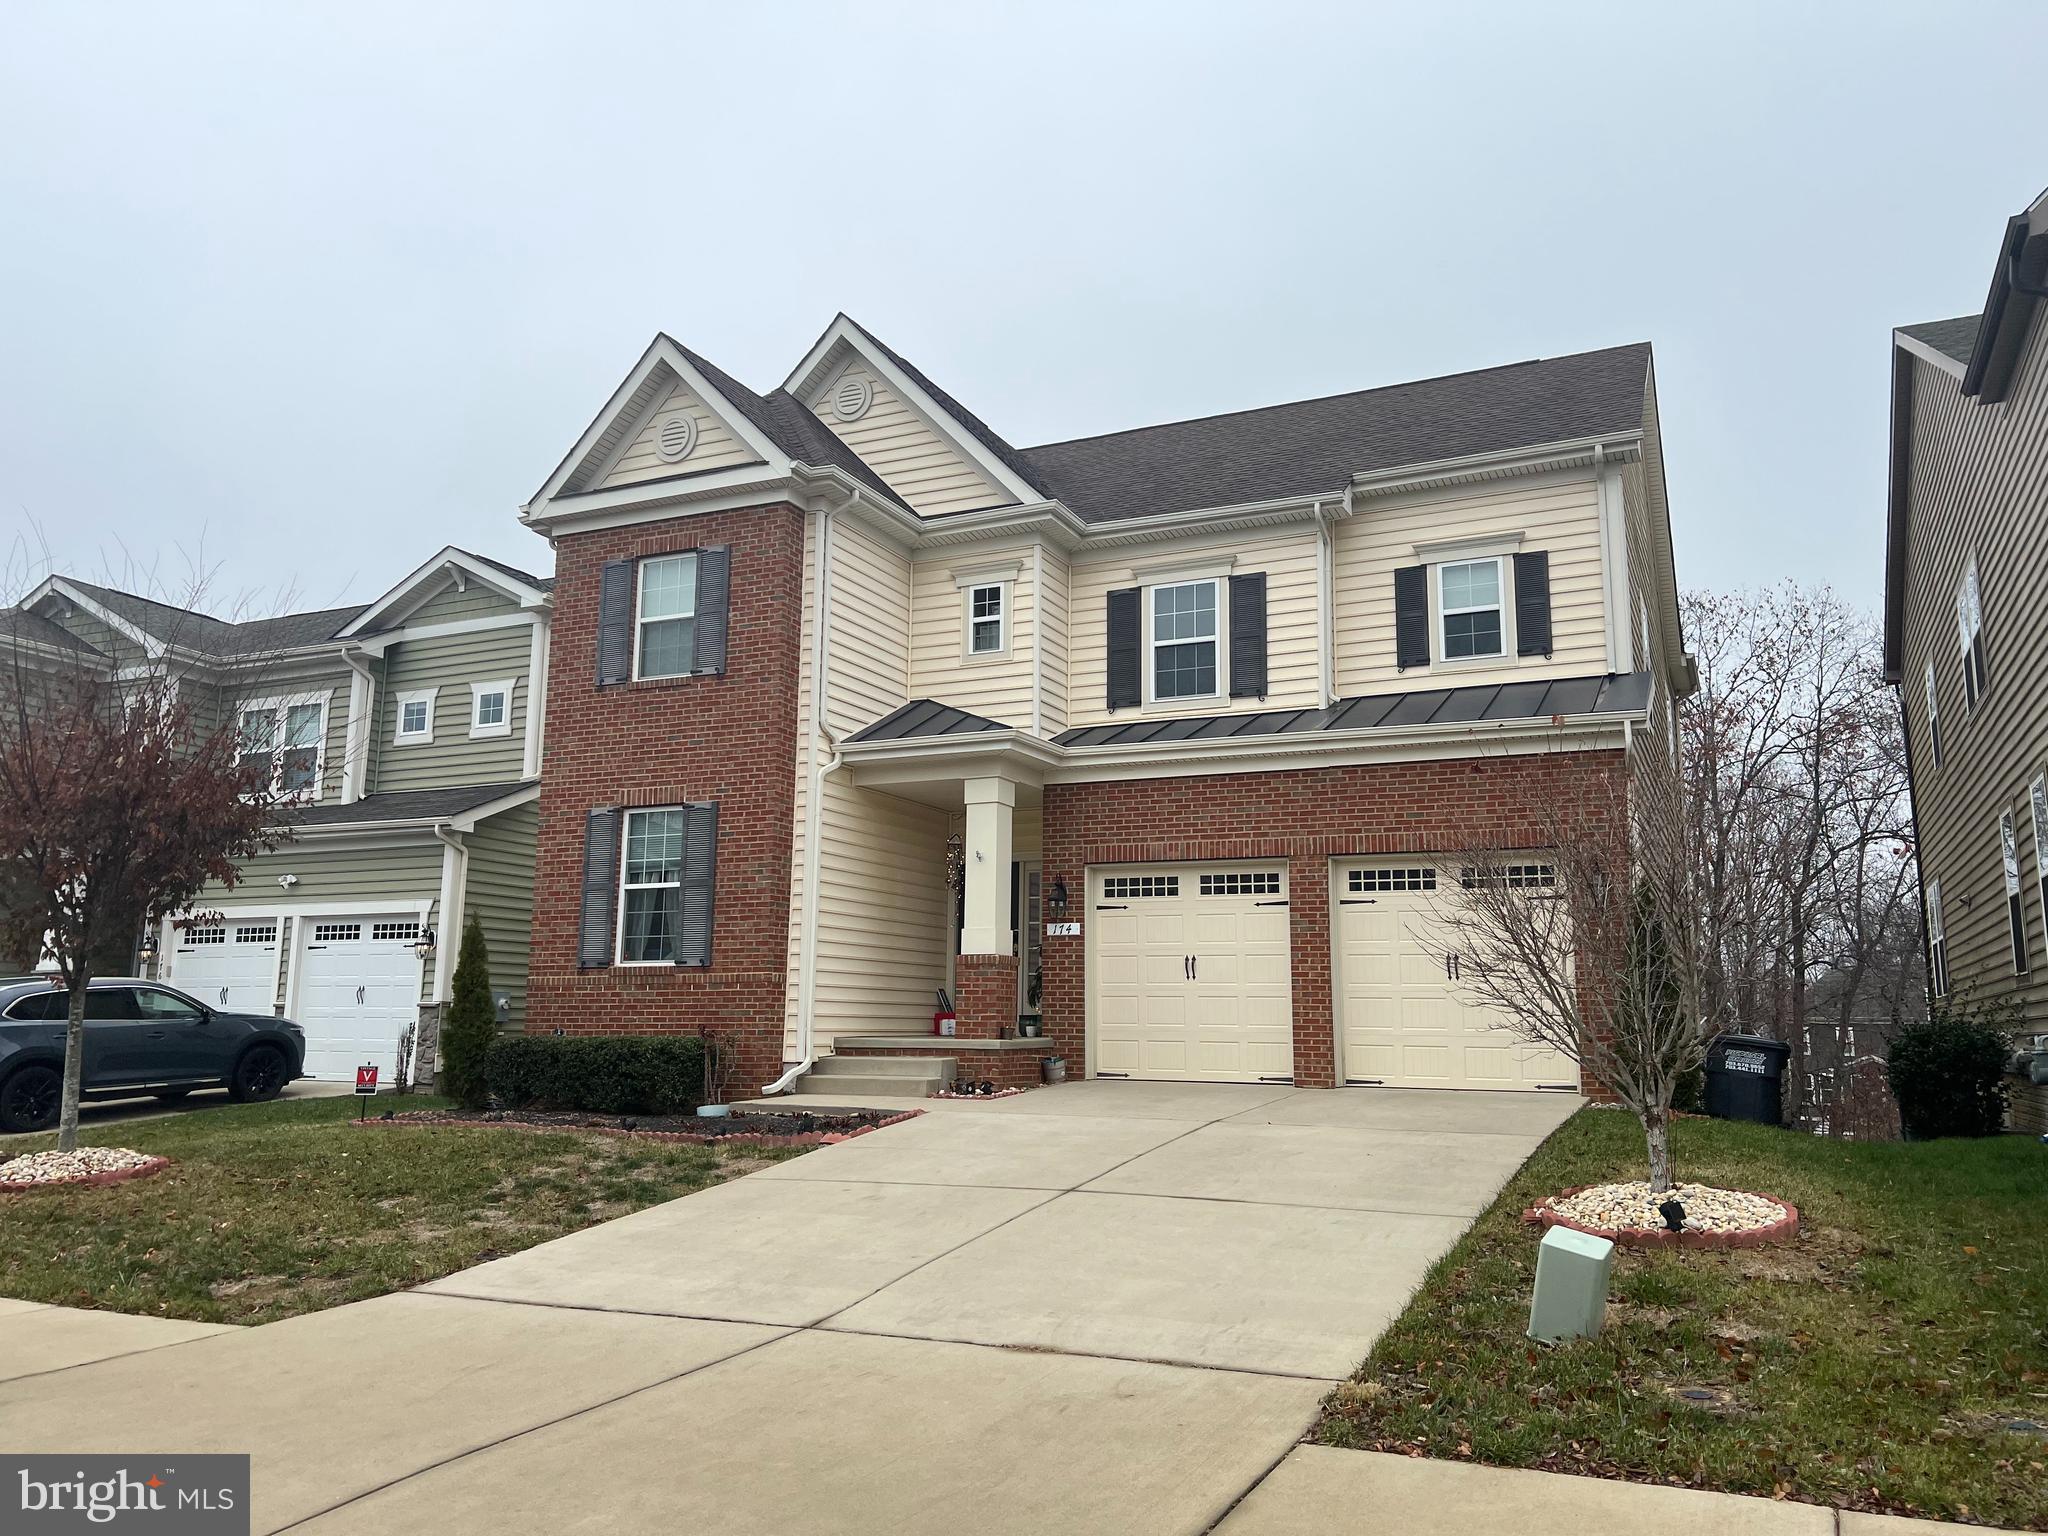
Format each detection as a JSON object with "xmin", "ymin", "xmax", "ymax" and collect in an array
[
  {"xmin": 1885, "ymin": 184, "xmax": 2048, "ymax": 1134},
  {"xmin": 4, "ymin": 547, "xmax": 549, "ymax": 1082},
  {"xmin": 518, "ymin": 316, "xmax": 1693, "ymax": 1096}
]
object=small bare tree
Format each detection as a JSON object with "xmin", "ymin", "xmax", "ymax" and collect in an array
[
  {"xmin": 1426, "ymin": 746, "xmax": 1703, "ymax": 1191},
  {"xmin": 1, "ymin": 570, "xmax": 289, "ymax": 1150}
]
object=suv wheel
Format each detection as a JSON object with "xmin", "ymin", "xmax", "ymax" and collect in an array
[
  {"xmin": 0, "ymin": 1065, "xmax": 62, "ymax": 1135},
  {"xmin": 230, "ymin": 1045, "xmax": 287, "ymax": 1104}
]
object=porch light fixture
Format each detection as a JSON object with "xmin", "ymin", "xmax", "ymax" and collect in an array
[
  {"xmin": 136, "ymin": 930, "xmax": 158, "ymax": 967},
  {"xmin": 412, "ymin": 926, "xmax": 437, "ymax": 963},
  {"xmin": 1047, "ymin": 877, "xmax": 1069, "ymax": 914}
]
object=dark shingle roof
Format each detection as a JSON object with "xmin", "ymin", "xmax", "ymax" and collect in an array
[
  {"xmin": 1013, "ymin": 344, "xmax": 1653, "ymax": 525},
  {"xmin": 457, "ymin": 549, "xmax": 554, "ymax": 591},
  {"xmin": 0, "ymin": 608, "xmax": 104, "ymax": 655},
  {"xmin": 281, "ymin": 782, "xmax": 532, "ymax": 828},
  {"xmin": 846, "ymin": 699, "xmax": 1015, "ymax": 743},
  {"xmin": 1053, "ymin": 673, "xmax": 1652, "ymax": 748},
  {"xmin": 1898, "ymin": 316, "xmax": 1979, "ymax": 368}
]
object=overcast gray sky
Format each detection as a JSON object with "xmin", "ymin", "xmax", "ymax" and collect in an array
[{"xmin": 3, "ymin": 2, "xmax": 2043, "ymax": 619}]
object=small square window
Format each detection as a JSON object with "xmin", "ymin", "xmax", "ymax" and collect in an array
[
  {"xmin": 468, "ymin": 679, "xmax": 516, "ymax": 739},
  {"xmin": 395, "ymin": 689, "xmax": 436, "ymax": 744}
]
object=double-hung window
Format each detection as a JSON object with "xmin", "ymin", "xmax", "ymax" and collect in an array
[
  {"xmin": 1438, "ymin": 558, "xmax": 1505, "ymax": 660},
  {"xmin": 618, "ymin": 808, "xmax": 686, "ymax": 963},
  {"xmin": 2000, "ymin": 808, "xmax": 2029, "ymax": 976},
  {"xmin": 967, "ymin": 584, "xmax": 1006, "ymax": 655},
  {"xmin": 636, "ymin": 553, "xmax": 699, "ymax": 680},
  {"xmin": 1956, "ymin": 558, "xmax": 1987, "ymax": 707},
  {"xmin": 1924, "ymin": 658, "xmax": 1942, "ymax": 769},
  {"xmin": 239, "ymin": 694, "xmax": 326, "ymax": 796},
  {"xmin": 1150, "ymin": 579, "xmax": 1219, "ymax": 700},
  {"xmin": 1926, "ymin": 877, "xmax": 1950, "ymax": 998}
]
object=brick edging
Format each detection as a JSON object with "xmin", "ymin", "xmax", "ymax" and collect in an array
[
  {"xmin": 1522, "ymin": 1185, "xmax": 1801, "ymax": 1249},
  {"xmin": 353, "ymin": 1108, "xmax": 924, "ymax": 1149},
  {"xmin": 0, "ymin": 1155, "xmax": 172, "ymax": 1194}
]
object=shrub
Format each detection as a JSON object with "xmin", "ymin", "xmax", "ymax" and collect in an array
[
  {"xmin": 484, "ymin": 1034, "xmax": 708, "ymax": 1117},
  {"xmin": 1886, "ymin": 997, "xmax": 2014, "ymax": 1139},
  {"xmin": 437, "ymin": 914, "xmax": 497, "ymax": 1109}
]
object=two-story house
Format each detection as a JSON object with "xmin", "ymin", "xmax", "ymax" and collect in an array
[
  {"xmin": 3, "ymin": 547, "xmax": 550, "ymax": 1083},
  {"xmin": 520, "ymin": 317, "xmax": 1691, "ymax": 1098},
  {"xmin": 1885, "ymin": 184, "xmax": 2048, "ymax": 1135}
]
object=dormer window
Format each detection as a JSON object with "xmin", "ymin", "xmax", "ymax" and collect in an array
[{"xmin": 1438, "ymin": 558, "xmax": 1505, "ymax": 660}]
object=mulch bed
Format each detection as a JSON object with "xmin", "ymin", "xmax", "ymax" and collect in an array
[{"xmin": 355, "ymin": 1106, "xmax": 921, "ymax": 1148}]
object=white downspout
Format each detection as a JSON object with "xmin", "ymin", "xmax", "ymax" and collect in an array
[
  {"xmin": 430, "ymin": 825, "xmax": 468, "ymax": 1003},
  {"xmin": 762, "ymin": 489, "xmax": 846, "ymax": 1095},
  {"xmin": 521, "ymin": 618, "xmax": 549, "ymax": 780},
  {"xmin": 1313, "ymin": 499, "xmax": 1335, "ymax": 707},
  {"xmin": 1029, "ymin": 541, "xmax": 1045, "ymax": 738}
]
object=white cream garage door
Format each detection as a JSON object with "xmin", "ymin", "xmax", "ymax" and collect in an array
[
  {"xmin": 1089, "ymin": 865, "xmax": 1292, "ymax": 1082},
  {"xmin": 294, "ymin": 916, "xmax": 425, "ymax": 1081},
  {"xmin": 168, "ymin": 918, "xmax": 280, "ymax": 1014},
  {"xmin": 1333, "ymin": 861, "xmax": 1578, "ymax": 1091}
]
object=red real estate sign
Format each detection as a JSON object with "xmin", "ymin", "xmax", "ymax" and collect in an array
[{"xmin": 354, "ymin": 1065, "xmax": 380, "ymax": 1096}]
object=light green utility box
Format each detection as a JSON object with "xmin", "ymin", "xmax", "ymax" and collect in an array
[{"xmin": 1527, "ymin": 1224, "xmax": 1614, "ymax": 1344}]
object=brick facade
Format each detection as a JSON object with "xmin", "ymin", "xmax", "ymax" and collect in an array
[
  {"xmin": 1041, "ymin": 749, "xmax": 1628, "ymax": 1090},
  {"xmin": 951, "ymin": 952, "xmax": 1018, "ymax": 1039},
  {"xmin": 525, "ymin": 503, "xmax": 805, "ymax": 1092}
]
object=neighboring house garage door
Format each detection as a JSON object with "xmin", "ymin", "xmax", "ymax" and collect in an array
[
  {"xmin": 1332, "ymin": 861, "xmax": 1577, "ymax": 1091},
  {"xmin": 294, "ymin": 917, "xmax": 424, "ymax": 1081},
  {"xmin": 169, "ymin": 919, "xmax": 280, "ymax": 1014},
  {"xmin": 1088, "ymin": 864, "xmax": 1292, "ymax": 1082}
]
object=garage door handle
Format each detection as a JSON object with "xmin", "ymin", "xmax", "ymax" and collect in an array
[
  {"xmin": 1339, "ymin": 898, "xmax": 1377, "ymax": 905},
  {"xmin": 1095, "ymin": 904, "xmax": 1128, "ymax": 911},
  {"xmin": 1254, "ymin": 899, "xmax": 1289, "ymax": 907}
]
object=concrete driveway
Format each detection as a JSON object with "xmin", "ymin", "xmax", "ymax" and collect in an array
[{"xmin": 0, "ymin": 1080, "xmax": 1576, "ymax": 1534}]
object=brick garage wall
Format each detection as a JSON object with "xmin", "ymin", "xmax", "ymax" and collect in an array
[
  {"xmin": 1042, "ymin": 749, "xmax": 1627, "ymax": 1090},
  {"xmin": 527, "ymin": 503, "xmax": 804, "ymax": 1092}
]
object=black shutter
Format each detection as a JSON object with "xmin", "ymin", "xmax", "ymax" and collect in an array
[
  {"xmin": 676, "ymin": 802, "xmax": 719, "ymax": 968},
  {"xmin": 1394, "ymin": 565, "xmax": 1430, "ymax": 670},
  {"xmin": 596, "ymin": 560, "xmax": 634, "ymax": 685},
  {"xmin": 1228, "ymin": 572, "xmax": 1268, "ymax": 699},
  {"xmin": 694, "ymin": 546, "xmax": 731, "ymax": 676},
  {"xmin": 1513, "ymin": 550, "xmax": 1553, "ymax": 658},
  {"xmin": 578, "ymin": 808, "xmax": 623, "ymax": 968},
  {"xmin": 1106, "ymin": 587, "xmax": 1141, "ymax": 710}
]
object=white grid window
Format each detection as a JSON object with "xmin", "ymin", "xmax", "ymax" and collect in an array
[
  {"xmin": 967, "ymin": 584, "xmax": 1006, "ymax": 655},
  {"xmin": 233, "ymin": 923, "xmax": 277, "ymax": 945},
  {"xmin": 395, "ymin": 688, "xmax": 436, "ymax": 745},
  {"xmin": 239, "ymin": 693, "xmax": 327, "ymax": 797},
  {"xmin": 1150, "ymin": 581, "xmax": 1219, "ymax": 700},
  {"xmin": 619, "ymin": 808, "xmax": 686, "ymax": 963},
  {"xmin": 180, "ymin": 927, "xmax": 226, "ymax": 947},
  {"xmin": 1198, "ymin": 872, "xmax": 1281, "ymax": 896},
  {"xmin": 1438, "ymin": 558, "xmax": 1505, "ymax": 660},
  {"xmin": 1102, "ymin": 875, "xmax": 1180, "ymax": 900},
  {"xmin": 1349, "ymin": 868, "xmax": 1436, "ymax": 892},
  {"xmin": 636, "ymin": 554, "xmax": 699, "ymax": 680},
  {"xmin": 312, "ymin": 923, "xmax": 362, "ymax": 943},
  {"xmin": 1927, "ymin": 878, "xmax": 1949, "ymax": 999},
  {"xmin": 1462, "ymin": 863, "xmax": 1558, "ymax": 889},
  {"xmin": 1956, "ymin": 558, "xmax": 1987, "ymax": 708},
  {"xmin": 2000, "ymin": 809, "xmax": 2028, "ymax": 977},
  {"xmin": 469, "ymin": 679, "xmax": 515, "ymax": 740},
  {"xmin": 1924, "ymin": 658, "xmax": 1942, "ymax": 770},
  {"xmin": 371, "ymin": 921, "xmax": 421, "ymax": 942}
]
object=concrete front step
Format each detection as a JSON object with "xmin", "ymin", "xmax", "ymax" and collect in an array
[
  {"xmin": 812, "ymin": 1055, "xmax": 956, "ymax": 1080},
  {"xmin": 792, "ymin": 1072, "xmax": 944, "ymax": 1098}
]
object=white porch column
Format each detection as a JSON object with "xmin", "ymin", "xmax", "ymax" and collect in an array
[{"xmin": 959, "ymin": 775, "xmax": 1017, "ymax": 956}]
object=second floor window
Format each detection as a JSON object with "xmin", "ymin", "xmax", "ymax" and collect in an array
[
  {"xmin": 2001, "ymin": 808, "xmax": 2028, "ymax": 976},
  {"xmin": 239, "ymin": 696, "xmax": 324, "ymax": 796},
  {"xmin": 469, "ymin": 679, "xmax": 514, "ymax": 740},
  {"xmin": 1151, "ymin": 580, "xmax": 1218, "ymax": 700},
  {"xmin": 1926, "ymin": 876, "xmax": 1949, "ymax": 998},
  {"xmin": 1438, "ymin": 558, "xmax": 1505, "ymax": 660},
  {"xmin": 968, "ymin": 584, "xmax": 1005, "ymax": 654},
  {"xmin": 636, "ymin": 553, "xmax": 698, "ymax": 679},
  {"xmin": 394, "ymin": 688, "xmax": 436, "ymax": 745},
  {"xmin": 1956, "ymin": 558, "xmax": 1987, "ymax": 707},
  {"xmin": 1924, "ymin": 658, "xmax": 1942, "ymax": 769}
]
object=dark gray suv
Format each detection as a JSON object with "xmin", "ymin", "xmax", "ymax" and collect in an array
[{"xmin": 0, "ymin": 977, "xmax": 306, "ymax": 1134}]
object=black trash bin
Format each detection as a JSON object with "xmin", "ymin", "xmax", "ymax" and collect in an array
[{"xmin": 1703, "ymin": 1034, "xmax": 1791, "ymax": 1126}]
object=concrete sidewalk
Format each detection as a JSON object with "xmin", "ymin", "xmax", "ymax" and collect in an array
[
  {"xmin": 0, "ymin": 1298, "xmax": 233, "ymax": 1383},
  {"xmin": 1215, "ymin": 1446, "xmax": 1996, "ymax": 1535}
]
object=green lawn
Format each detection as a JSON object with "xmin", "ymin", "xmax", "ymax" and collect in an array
[
  {"xmin": 1314, "ymin": 1109, "xmax": 2048, "ymax": 1530},
  {"xmin": 0, "ymin": 1094, "xmax": 803, "ymax": 1326}
]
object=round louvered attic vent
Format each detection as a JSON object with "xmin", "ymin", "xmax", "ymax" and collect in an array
[
  {"xmin": 655, "ymin": 413, "xmax": 698, "ymax": 462},
  {"xmin": 832, "ymin": 375, "xmax": 873, "ymax": 421}
]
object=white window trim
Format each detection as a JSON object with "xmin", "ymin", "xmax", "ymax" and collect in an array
[
  {"xmin": 963, "ymin": 581, "xmax": 1009, "ymax": 660},
  {"xmin": 394, "ymin": 687, "xmax": 437, "ymax": 745},
  {"xmin": 238, "ymin": 690, "xmax": 331, "ymax": 802},
  {"xmin": 616, "ymin": 806, "xmax": 684, "ymax": 967},
  {"xmin": 1433, "ymin": 556, "xmax": 1513, "ymax": 667},
  {"xmin": 1927, "ymin": 876, "xmax": 1949, "ymax": 999},
  {"xmin": 2032, "ymin": 775, "xmax": 2048, "ymax": 956},
  {"xmin": 632, "ymin": 552, "xmax": 700, "ymax": 682},
  {"xmin": 2000, "ymin": 807, "xmax": 2028, "ymax": 977},
  {"xmin": 1145, "ymin": 578, "xmax": 1225, "ymax": 705},
  {"xmin": 1924, "ymin": 657, "xmax": 1942, "ymax": 769},
  {"xmin": 1956, "ymin": 556, "xmax": 1985, "ymax": 709},
  {"xmin": 468, "ymin": 677, "xmax": 517, "ymax": 740}
]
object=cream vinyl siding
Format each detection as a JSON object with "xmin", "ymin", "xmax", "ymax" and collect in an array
[
  {"xmin": 1332, "ymin": 472, "xmax": 1608, "ymax": 695},
  {"xmin": 370, "ymin": 624, "xmax": 533, "ymax": 792},
  {"xmin": 1037, "ymin": 546, "xmax": 1071, "ymax": 735},
  {"xmin": 823, "ymin": 516, "xmax": 913, "ymax": 739},
  {"xmin": 814, "ymin": 360, "xmax": 1007, "ymax": 516},
  {"xmin": 811, "ymin": 776, "xmax": 951, "ymax": 1052},
  {"xmin": 1067, "ymin": 524, "xmax": 1321, "ymax": 730},
  {"xmin": 908, "ymin": 542, "xmax": 1041, "ymax": 726},
  {"xmin": 600, "ymin": 380, "xmax": 760, "ymax": 489},
  {"xmin": 461, "ymin": 799, "xmax": 538, "ymax": 1030}
]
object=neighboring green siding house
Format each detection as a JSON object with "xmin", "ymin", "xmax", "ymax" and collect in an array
[
  {"xmin": 1886, "ymin": 185, "xmax": 2048, "ymax": 1136},
  {"xmin": 4, "ymin": 547, "xmax": 551, "ymax": 1085}
]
